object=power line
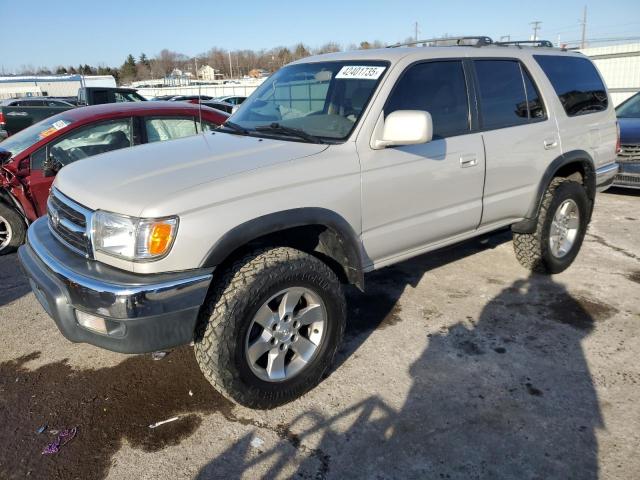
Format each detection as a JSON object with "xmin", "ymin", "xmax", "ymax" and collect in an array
[
  {"xmin": 530, "ymin": 21, "xmax": 542, "ymax": 41},
  {"xmin": 580, "ymin": 6, "xmax": 588, "ymax": 49}
]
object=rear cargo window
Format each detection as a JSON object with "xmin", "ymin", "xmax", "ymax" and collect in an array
[{"xmin": 534, "ymin": 55, "xmax": 608, "ymax": 116}]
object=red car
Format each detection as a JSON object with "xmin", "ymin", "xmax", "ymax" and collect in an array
[{"xmin": 0, "ymin": 101, "xmax": 228, "ymax": 254}]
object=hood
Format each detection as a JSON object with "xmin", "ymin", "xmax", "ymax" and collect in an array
[
  {"xmin": 54, "ymin": 132, "xmax": 328, "ymax": 216},
  {"xmin": 618, "ymin": 117, "xmax": 640, "ymax": 145}
]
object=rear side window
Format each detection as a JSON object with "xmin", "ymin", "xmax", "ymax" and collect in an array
[
  {"xmin": 534, "ymin": 55, "xmax": 608, "ymax": 116},
  {"xmin": 386, "ymin": 60, "xmax": 470, "ymax": 138},
  {"xmin": 474, "ymin": 60, "xmax": 545, "ymax": 130}
]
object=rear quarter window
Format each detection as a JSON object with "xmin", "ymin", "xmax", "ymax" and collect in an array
[{"xmin": 534, "ymin": 55, "xmax": 608, "ymax": 117}]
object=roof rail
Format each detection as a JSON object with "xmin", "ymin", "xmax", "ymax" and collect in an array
[
  {"xmin": 495, "ymin": 40, "xmax": 555, "ymax": 48},
  {"xmin": 388, "ymin": 36, "xmax": 493, "ymax": 48}
]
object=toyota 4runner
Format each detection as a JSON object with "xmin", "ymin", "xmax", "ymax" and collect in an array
[{"xmin": 19, "ymin": 37, "xmax": 619, "ymax": 408}]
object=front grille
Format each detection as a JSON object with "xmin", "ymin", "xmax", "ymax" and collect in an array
[
  {"xmin": 617, "ymin": 144, "xmax": 640, "ymax": 163},
  {"xmin": 47, "ymin": 188, "xmax": 94, "ymax": 257}
]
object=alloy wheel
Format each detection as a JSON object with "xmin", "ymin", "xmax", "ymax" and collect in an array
[
  {"xmin": 0, "ymin": 215, "xmax": 12, "ymax": 251},
  {"xmin": 245, "ymin": 287, "xmax": 327, "ymax": 382},
  {"xmin": 549, "ymin": 199, "xmax": 580, "ymax": 258}
]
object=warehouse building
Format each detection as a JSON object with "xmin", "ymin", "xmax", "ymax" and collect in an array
[
  {"xmin": 580, "ymin": 42, "xmax": 640, "ymax": 106},
  {"xmin": 0, "ymin": 74, "xmax": 116, "ymax": 100}
]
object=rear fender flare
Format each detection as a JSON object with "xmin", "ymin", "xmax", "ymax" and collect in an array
[{"xmin": 512, "ymin": 150, "xmax": 595, "ymax": 233}]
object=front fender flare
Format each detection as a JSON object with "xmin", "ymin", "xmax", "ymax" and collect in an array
[{"xmin": 200, "ymin": 208, "xmax": 366, "ymax": 289}]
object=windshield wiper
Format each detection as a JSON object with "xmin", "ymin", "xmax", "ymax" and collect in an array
[
  {"xmin": 219, "ymin": 121, "xmax": 249, "ymax": 135},
  {"xmin": 254, "ymin": 123, "xmax": 322, "ymax": 143}
]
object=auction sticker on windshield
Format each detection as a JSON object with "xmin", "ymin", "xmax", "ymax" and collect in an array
[{"xmin": 336, "ymin": 66, "xmax": 386, "ymax": 80}]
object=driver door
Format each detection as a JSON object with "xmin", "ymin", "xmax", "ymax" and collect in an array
[
  {"xmin": 27, "ymin": 118, "xmax": 133, "ymax": 216},
  {"xmin": 360, "ymin": 60, "xmax": 486, "ymax": 265}
]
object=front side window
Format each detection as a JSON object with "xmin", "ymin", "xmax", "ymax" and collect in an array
[
  {"xmin": 474, "ymin": 60, "xmax": 532, "ymax": 130},
  {"xmin": 49, "ymin": 118, "xmax": 132, "ymax": 166},
  {"xmin": 114, "ymin": 91, "xmax": 146, "ymax": 103},
  {"xmin": 534, "ymin": 55, "xmax": 608, "ymax": 116},
  {"xmin": 386, "ymin": 60, "xmax": 470, "ymax": 139},
  {"xmin": 30, "ymin": 147, "xmax": 47, "ymax": 170},
  {"xmin": 230, "ymin": 61, "xmax": 388, "ymax": 141},
  {"xmin": 145, "ymin": 117, "xmax": 198, "ymax": 143}
]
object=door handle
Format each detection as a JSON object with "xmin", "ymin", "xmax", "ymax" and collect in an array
[
  {"xmin": 460, "ymin": 154, "xmax": 478, "ymax": 168},
  {"xmin": 544, "ymin": 139, "xmax": 558, "ymax": 150}
]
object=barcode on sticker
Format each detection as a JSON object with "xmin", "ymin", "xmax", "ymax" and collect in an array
[
  {"xmin": 52, "ymin": 120, "xmax": 69, "ymax": 130},
  {"xmin": 336, "ymin": 66, "xmax": 386, "ymax": 80}
]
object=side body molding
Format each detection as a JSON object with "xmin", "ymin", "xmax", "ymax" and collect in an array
[
  {"xmin": 512, "ymin": 150, "xmax": 596, "ymax": 234},
  {"xmin": 200, "ymin": 208, "xmax": 367, "ymax": 290}
]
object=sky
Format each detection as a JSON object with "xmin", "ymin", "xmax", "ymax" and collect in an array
[{"xmin": 1, "ymin": 0, "xmax": 639, "ymax": 72}]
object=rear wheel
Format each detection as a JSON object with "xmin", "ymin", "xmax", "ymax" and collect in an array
[
  {"xmin": 194, "ymin": 246, "xmax": 346, "ymax": 409},
  {"xmin": 0, "ymin": 203, "xmax": 26, "ymax": 255},
  {"xmin": 513, "ymin": 178, "xmax": 589, "ymax": 274}
]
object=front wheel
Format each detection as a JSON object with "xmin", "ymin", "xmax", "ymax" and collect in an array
[
  {"xmin": 194, "ymin": 246, "xmax": 346, "ymax": 409},
  {"xmin": 0, "ymin": 203, "xmax": 26, "ymax": 255},
  {"xmin": 513, "ymin": 178, "xmax": 589, "ymax": 274}
]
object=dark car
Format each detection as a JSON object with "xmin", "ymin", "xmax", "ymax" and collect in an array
[
  {"xmin": 201, "ymin": 100, "xmax": 234, "ymax": 114},
  {"xmin": 0, "ymin": 101, "xmax": 228, "ymax": 253},
  {"xmin": 614, "ymin": 92, "xmax": 640, "ymax": 189},
  {"xmin": 215, "ymin": 95, "xmax": 246, "ymax": 105},
  {"xmin": 0, "ymin": 97, "xmax": 75, "ymax": 108},
  {"xmin": 151, "ymin": 95, "xmax": 178, "ymax": 101},
  {"xmin": 170, "ymin": 95, "xmax": 214, "ymax": 104}
]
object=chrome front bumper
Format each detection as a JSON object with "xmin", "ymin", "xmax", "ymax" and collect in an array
[
  {"xmin": 612, "ymin": 160, "xmax": 640, "ymax": 190},
  {"xmin": 18, "ymin": 217, "xmax": 213, "ymax": 353},
  {"xmin": 595, "ymin": 163, "xmax": 619, "ymax": 192}
]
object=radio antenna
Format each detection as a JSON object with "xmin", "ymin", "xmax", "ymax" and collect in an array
[{"xmin": 198, "ymin": 82, "xmax": 203, "ymax": 133}]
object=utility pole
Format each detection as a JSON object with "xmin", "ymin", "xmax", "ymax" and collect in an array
[
  {"xmin": 194, "ymin": 58, "xmax": 198, "ymax": 80},
  {"xmin": 580, "ymin": 6, "xmax": 587, "ymax": 48},
  {"xmin": 530, "ymin": 21, "xmax": 542, "ymax": 41},
  {"xmin": 414, "ymin": 21, "xmax": 419, "ymax": 41},
  {"xmin": 228, "ymin": 51, "xmax": 233, "ymax": 79}
]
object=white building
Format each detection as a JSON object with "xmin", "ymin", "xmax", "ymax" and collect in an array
[
  {"xmin": 580, "ymin": 43, "xmax": 640, "ymax": 106},
  {"xmin": 0, "ymin": 74, "xmax": 116, "ymax": 99},
  {"xmin": 198, "ymin": 65, "xmax": 220, "ymax": 81}
]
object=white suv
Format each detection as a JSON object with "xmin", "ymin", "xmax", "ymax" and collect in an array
[{"xmin": 19, "ymin": 37, "xmax": 619, "ymax": 408}]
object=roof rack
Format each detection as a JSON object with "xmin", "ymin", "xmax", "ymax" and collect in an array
[
  {"xmin": 495, "ymin": 40, "xmax": 555, "ymax": 48},
  {"xmin": 388, "ymin": 36, "xmax": 493, "ymax": 48}
]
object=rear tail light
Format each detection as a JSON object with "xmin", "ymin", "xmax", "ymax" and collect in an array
[
  {"xmin": 0, "ymin": 112, "xmax": 5, "ymax": 126},
  {"xmin": 615, "ymin": 121, "xmax": 621, "ymax": 154}
]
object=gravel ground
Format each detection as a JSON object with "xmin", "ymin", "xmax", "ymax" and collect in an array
[{"xmin": 0, "ymin": 188, "xmax": 638, "ymax": 480}]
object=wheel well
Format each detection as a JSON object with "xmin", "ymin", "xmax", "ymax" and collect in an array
[
  {"xmin": 511, "ymin": 153, "xmax": 596, "ymax": 234},
  {"xmin": 553, "ymin": 161, "xmax": 595, "ymax": 199},
  {"xmin": 211, "ymin": 224, "xmax": 363, "ymax": 290}
]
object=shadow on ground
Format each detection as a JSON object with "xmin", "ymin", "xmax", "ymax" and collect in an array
[
  {"xmin": 0, "ymin": 348, "xmax": 235, "ymax": 480},
  {"xmin": 603, "ymin": 186, "xmax": 640, "ymax": 198},
  {"xmin": 0, "ymin": 253, "xmax": 31, "ymax": 307},
  {"xmin": 197, "ymin": 264, "xmax": 614, "ymax": 478},
  {"xmin": 0, "ymin": 231, "xmax": 615, "ymax": 479}
]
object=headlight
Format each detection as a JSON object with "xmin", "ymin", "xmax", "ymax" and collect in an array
[{"xmin": 92, "ymin": 211, "xmax": 178, "ymax": 261}]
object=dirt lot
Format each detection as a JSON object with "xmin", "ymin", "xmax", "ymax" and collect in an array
[{"xmin": 0, "ymin": 188, "xmax": 638, "ymax": 480}]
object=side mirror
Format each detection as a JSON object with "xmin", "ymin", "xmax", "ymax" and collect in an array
[
  {"xmin": 43, "ymin": 154, "xmax": 62, "ymax": 177},
  {"xmin": 372, "ymin": 110, "xmax": 433, "ymax": 149}
]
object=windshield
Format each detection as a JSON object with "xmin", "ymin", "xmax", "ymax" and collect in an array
[
  {"xmin": 230, "ymin": 61, "xmax": 388, "ymax": 141},
  {"xmin": 0, "ymin": 113, "xmax": 76, "ymax": 160},
  {"xmin": 616, "ymin": 92, "xmax": 640, "ymax": 118}
]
